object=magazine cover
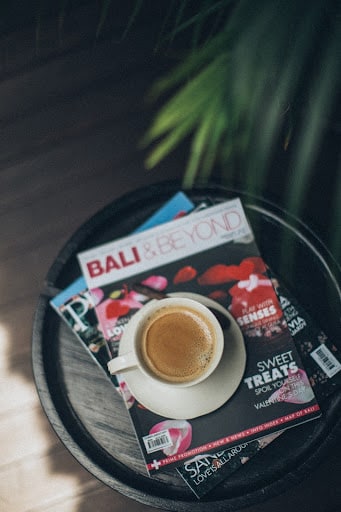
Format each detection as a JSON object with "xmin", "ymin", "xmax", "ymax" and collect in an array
[
  {"xmin": 177, "ymin": 271, "xmax": 341, "ymax": 497},
  {"xmin": 87, "ymin": 191, "xmax": 194, "ymax": 360},
  {"xmin": 50, "ymin": 275, "xmax": 115, "ymax": 382},
  {"xmin": 50, "ymin": 192, "xmax": 194, "ymax": 384},
  {"xmin": 177, "ymin": 432, "xmax": 283, "ymax": 498},
  {"xmin": 272, "ymin": 273, "xmax": 341, "ymax": 400},
  {"xmin": 78, "ymin": 198, "xmax": 321, "ymax": 475}
]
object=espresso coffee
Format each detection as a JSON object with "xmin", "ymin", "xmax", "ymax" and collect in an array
[{"xmin": 140, "ymin": 305, "xmax": 217, "ymax": 383}]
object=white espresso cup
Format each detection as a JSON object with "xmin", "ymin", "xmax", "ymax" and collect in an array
[{"xmin": 107, "ymin": 297, "xmax": 225, "ymax": 388}]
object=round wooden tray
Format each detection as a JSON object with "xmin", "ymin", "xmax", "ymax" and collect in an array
[{"xmin": 32, "ymin": 181, "xmax": 341, "ymax": 511}]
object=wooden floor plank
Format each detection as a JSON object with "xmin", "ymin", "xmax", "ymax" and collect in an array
[
  {"xmin": 0, "ymin": 353, "xmax": 38, "ymax": 416},
  {"xmin": 0, "ymin": 70, "xmax": 153, "ymax": 170},
  {"xmin": 33, "ymin": 483, "xmax": 161, "ymax": 512},
  {"xmin": 0, "ymin": 5, "xmax": 178, "ymax": 512},
  {"xmin": 0, "ymin": 443, "xmax": 100, "ymax": 512},
  {"xmin": 1, "ymin": 295, "xmax": 43, "ymax": 360},
  {"xmin": 0, "ymin": 404, "xmax": 59, "ymax": 466},
  {"xmin": 0, "ymin": 30, "xmax": 156, "ymax": 124}
]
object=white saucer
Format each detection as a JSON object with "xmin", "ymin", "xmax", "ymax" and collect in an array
[{"xmin": 118, "ymin": 293, "xmax": 247, "ymax": 419}]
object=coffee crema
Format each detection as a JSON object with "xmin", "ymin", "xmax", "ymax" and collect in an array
[{"xmin": 140, "ymin": 305, "xmax": 217, "ymax": 383}]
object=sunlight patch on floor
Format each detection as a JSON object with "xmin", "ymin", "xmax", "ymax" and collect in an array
[{"xmin": 0, "ymin": 321, "xmax": 94, "ymax": 512}]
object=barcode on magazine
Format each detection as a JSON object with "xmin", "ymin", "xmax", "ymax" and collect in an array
[
  {"xmin": 143, "ymin": 430, "xmax": 173, "ymax": 454},
  {"xmin": 311, "ymin": 345, "xmax": 341, "ymax": 378}
]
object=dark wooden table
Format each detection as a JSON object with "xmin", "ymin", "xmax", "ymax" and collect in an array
[{"xmin": 32, "ymin": 181, "xmax": 341, "ymax": 512}]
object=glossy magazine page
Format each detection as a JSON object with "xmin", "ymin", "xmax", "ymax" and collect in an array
[
  {"xmin": 50, "ymin": 191, "xmax": 195, "ymax": 391},
  {"xmin": 78, "ymin": 199, "xmax": 321, "ymax": 475},
  {"xmin": 176, "ymin": 270, "xmax": 341, "ymax": 497}
]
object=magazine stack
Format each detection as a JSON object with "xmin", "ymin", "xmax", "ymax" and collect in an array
[{"xmin": 50, "ymin": 191, "xmax": 341, "ymax": 498}]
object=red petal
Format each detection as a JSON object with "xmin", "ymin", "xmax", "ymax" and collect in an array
[
  {"xmin": 173, "ymin": 266, "xmax": 197, "ymax": 284},
  {"xmin": 243, "ymin": 257, "xmax": 267, "ymax": 274},
  {"xmin": 198, "ymin": 264, "xmax": 234, "ymax": 285},
  {"xmin": 208, "ymin": 290, "xmax": 228, "ymax": 300},
  {"xmin": 106, "ymin": 301, "xmax": 130, "ymax": 319}
]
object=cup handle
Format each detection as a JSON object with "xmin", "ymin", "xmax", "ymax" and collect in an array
[{"xmin": 107, "ymin": 351, "xmax": 137, "ymax": 374}]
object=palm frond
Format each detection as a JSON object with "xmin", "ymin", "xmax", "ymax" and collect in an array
[
  {"xmin": 143, "ymin": 0, "xmax": 340, "ymax": 211},
  {"xmin": 143, "ymin": 52, "xmax": 228, "ymax": 144},
  {"xmin": 96, "ymin": 0, "xmax": 113, "ymax": 38},
  {"xmin": 183, "ymin": 91, "xmax": 225, "ymax": 187}
]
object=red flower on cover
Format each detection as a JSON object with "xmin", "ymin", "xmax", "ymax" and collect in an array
[
  {"xmin": 229, "ymin": 274, "xmax": 283, "ymax": 323},
  {"xmin": 243, "ymin": 257, "xmax": 267, "ymax": 274},
  {"xmin": 228, "ymin": 273, "xmax": 271, "ymax": 297},
  {"xmin": 149, "ymin": 420, "xmax": 192, "ymax": 456},
  {"xmin": 106, "ymin": 301, "xmax": 130, "ymax": 319},
  {"xmin": 173, "ymin": 266, "xmax": 197, "ymax": 284},
  {"xmin": 197, "ymin": 264, "xmax": 232, "ymax": 285},
  {"xmin": 228, "ymin": 260, "xmax": 256, "ymax": 280},
  {"xmin": 141, "ymin": 275, "xmax": 168, "ymax": 291},
  {"xmin": 208, "ymin": 290, "xmax": 228, "ymax": 301},
  {"xmin": 197, "ymin": 260, "xmax": 255, "ymax": 285},
  {"xmin": 105, "ymin": 286, "xmax": 145, "ymax": 319}
]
